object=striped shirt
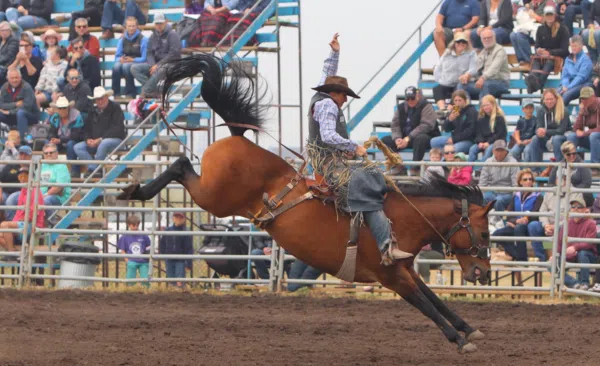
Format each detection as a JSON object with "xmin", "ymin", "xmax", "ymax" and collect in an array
[{"xmin": 312, "ymin": 51, "xmax": 357, "ymax": 152}]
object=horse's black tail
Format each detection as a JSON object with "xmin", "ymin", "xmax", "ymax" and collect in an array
[{"xmin": 160, "ymin": 54, "xmax": 267, "ymax": 137}]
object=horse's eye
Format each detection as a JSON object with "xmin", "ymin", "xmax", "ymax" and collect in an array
[{"xmin": 481, "ymin": 232, "xmax": 489, "ymax": 239}]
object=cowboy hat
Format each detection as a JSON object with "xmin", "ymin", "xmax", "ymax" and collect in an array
[
  {"xmin": 50, "ymin": 96, "xmax": 75, "ymax": 108},
  {"xmin": 88, "ymin": 86, "xmax": 114, "ymax": 100},
  {"xmin": 41, "ymin": 28, "xmax": 62, "ymax": 42},
  {"xmin": 312, "ymin": 76, "xmax": 360, "ymax": 99}
]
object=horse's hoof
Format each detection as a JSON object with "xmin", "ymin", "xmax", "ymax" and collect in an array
[
  {"xmin": 117, "ymin": 184, "xmax": 141, "ymax": 200},
  {"xmin": 458, "ymin": 343, "xmax": 478, "ymax": 354},
  {"xmin": 467, "ymin": 330, "xmax": 485, "ymax": 341}
]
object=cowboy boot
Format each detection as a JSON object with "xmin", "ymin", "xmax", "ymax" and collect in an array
[{"xmin": 388, "ymin": 231, "xmax": 413, "ymax": 260}]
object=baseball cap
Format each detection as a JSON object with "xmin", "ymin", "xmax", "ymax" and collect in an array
[
  {"xmin": 454, "ymin": 32, "xmax": 468, "ymax": 43},
  {"xmin": 543, "ymin": 6, "xmax": 556, "ymax": 15},
  {"xmin": 173, "ymin": 212, "xmax": 185, "ymax": 218},
  {"xmin": 521, "ymin": 98, "xmax": 535, "ymax": 108},
  {"xmin": 18, "ymin": 167, "xmax": 29, "ymax": 174},
  {"xmin": 580, "ymin": 86, "xmax": 595, "ymax": 99},
  {"xmin": 570, "ymin": 196, "xmax": 586, "ymax": 208},
  {"xmin": 18, "ymin": 145, "xmax": 32, "ymax": 155},
  {"xmin": 454, "ymin": 152, "xmax": 467, "ymax": 161},
  {"xmin": 492, "ymin": 139, "xmax": 508, "ymax": 151},
  {"xmin": 154, "ymin": 13, "xmax": 166, "ymax": 24},
  {"xmin": 405, "ymin": 86, "xmax": 418, "ymax": 99}
]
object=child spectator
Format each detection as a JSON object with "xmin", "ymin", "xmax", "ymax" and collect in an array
[
  {"xmin": 447, "ymin": 152, "xmax": 472, "ymax": 185},
  {"xmin": 39, "ymin": 29, "xmax": 61, "ymax": 61},
  {"xmin": 117, "ymin": 215, "xmax": 151, "ymax": 287},
  {"xmin": 0, "ymin": 130, "xmax": 20, "ymax": 172},
  {"xmin": 510, "ymin": 99, "xmax": 537, "ymax": 160},
  {"xmin": 468, "ymin": 95, "xmax": 507, "ymax": 162},
  {"xmin": 557, "ymin": 196, "xmax": 598, "ymax": 290},
  {"xmin": 424, "ymin": 148, "xmax": 444, "ymax": 181},
  {"xmin": 0, "ymin": 167, "xmax": 44, "ymax": 257},
  {"xmin": 559, "ymin": 35, "xmax": 593, "ymax": 106},
  {"xmin": 35, "ymin": 47, "xmax": 68, "ymax": 107},
  {"xmin": 2, "ymin": 146, "xmax": 32, "ymax": 220},
  {"xmin": 158, "ymin": 212, "xmax": 193, "ymax": 287}
]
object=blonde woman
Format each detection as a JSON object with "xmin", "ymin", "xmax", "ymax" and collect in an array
[
  {"xmin": 433, "ymin": 32, "xmax": 477, "ymax": 112},
  {"xmin": 468, "ymin": 95, "xmax": 507, "ymax": 161},
  {"xmin": 523, "ymin": 88, "xmax": 569, "ymax": 168}
]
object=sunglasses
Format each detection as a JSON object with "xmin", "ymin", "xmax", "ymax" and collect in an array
[
  {"xmin": 564, "ymin": 152, "xmax": 577, "ymax": 157},
  {"xmin": 73, "ymin": 46, "xmax": 84, "ymax": 50},
  {"xmin": 444, "ymin": 151, "xmax": 456, "ymax": 155},
  {"xmin": 456, "ymin": 40, "xmax": 468, "ymax": 44},
  {"xmin": 571, "ymin": 205, "xmax": 585, "ymax": 209},
  {"xmin": 406, "ymin": 96, "xmax": 416, "ymax": 101},
  {"xmin": 19, "ymin": 43, "xmax": 31, "ymax": 48},
  {"xmin": 43, "ymin": 151, "xmax": 57, "ymax": 155},
  {"xmin": 521, "ymin": 177, "xmax": 534, "ymax": 182},
  {"xmin": 68, "ymin": 76, "xmax": 80, "ymax": 80}
]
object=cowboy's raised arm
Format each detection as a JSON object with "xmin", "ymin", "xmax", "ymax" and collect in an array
[{"xmin": 317, "ymin": 33, "xmax": 340, "ymax": 87}]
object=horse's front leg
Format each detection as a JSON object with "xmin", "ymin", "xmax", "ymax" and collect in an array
[
  {"xmin": 408, "ymin": 268, "xmax": 485, "ymax": 342},
  {"xmin": 117, "ymin": 157, "xmax": 198, "ymax": 201},
  {"xmin": 384, "ymin": 265, "xmax": 477, "ymax": 354}
]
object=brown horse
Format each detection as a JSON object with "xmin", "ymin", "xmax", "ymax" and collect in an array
[{"xmin": 117, "ymin": 55, "xmax": 493, "ymax": 354}]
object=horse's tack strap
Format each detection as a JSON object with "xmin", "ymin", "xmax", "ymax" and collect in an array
[
  {"xmin": 250, "ymin": 191, "xmax": 314, "ymax": 228},
  {"xmin": 263, "ymin": 175, "xmax": 302, "ymax": 210}
]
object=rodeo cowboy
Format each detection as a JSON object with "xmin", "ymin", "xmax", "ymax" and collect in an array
[{"xmin": 307, "ymin": 33, "xmax": 413, "ymax": 266}]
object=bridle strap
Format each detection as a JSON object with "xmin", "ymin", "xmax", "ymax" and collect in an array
[{"xmin": 444, "ymin": 199, "xmax": 490, "ymax": 259}]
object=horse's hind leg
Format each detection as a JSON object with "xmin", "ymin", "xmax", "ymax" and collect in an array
[
  {"xmin": 386, "ymin": 267, "xmax": 477, "ymax": 354},
  {"xmin": 408, "ymin": 268, "xmax": 485, "ymax": 342},
  {"xmin": 117, "ymin": 157, "xmax": 197, "ymax": 201}
]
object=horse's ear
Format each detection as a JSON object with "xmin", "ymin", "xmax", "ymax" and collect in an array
[{"xmin": 481, "ymin": 201, "xmax": 495, "ymax": 217}]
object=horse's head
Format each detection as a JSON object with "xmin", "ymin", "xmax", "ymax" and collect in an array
[{"xmin": 446, "ymin": 200, "xmax": 494, "ymax": 285}]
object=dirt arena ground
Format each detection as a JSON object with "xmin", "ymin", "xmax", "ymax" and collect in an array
[{"xmin": 0, "ymin": 290, "xmax": 599, "ymax": 366}]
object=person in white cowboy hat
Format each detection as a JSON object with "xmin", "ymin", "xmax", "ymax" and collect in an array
[
  {"xmin": 48, "ymin": 96, "xmax": 85, "ymax": 177},
  {"xmin": 73, "ymin": 86, "xmax": 126, "ymax": 178},
  {"xmin": 131, "ymin": 12, "xmax": 181, "ymax": 98},
  {"xmin": 306, "ymin": 33, "xmax": 412, "ymax": 266}
]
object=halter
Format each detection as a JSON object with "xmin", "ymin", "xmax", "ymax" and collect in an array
[{"xmin": 443, "ymin": 199, "xmax": 490, "ymax": 260}]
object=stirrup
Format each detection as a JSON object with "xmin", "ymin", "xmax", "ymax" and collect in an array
[
  {"xmin": 388, "ymin": 232, "xmax": 413, "ymax": 260},
  {"xmin": 380, "ymin": 251, "xmax": 395, "ymax": 267}
]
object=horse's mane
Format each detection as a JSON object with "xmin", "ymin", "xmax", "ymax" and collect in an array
[
  {"xmin": 395, "ymin": 172, "xmax": 484, "ymax": 206},
  {"xmin": 160, "ymin": 54, "xmax": 267, "ymax": 137}
]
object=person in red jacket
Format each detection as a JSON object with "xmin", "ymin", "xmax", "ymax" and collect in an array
[
  {"xmin": 0, "ymin": 167, "xmax": 44, "ymax": 258},
  {"xmin": 565, "ymin": 86, "xmax": 600, "ymax": 169},
  {"xmin": 447, "ymin": 152, "xmax": 472, "ymax": 185},
  {"xmin": 557, "ymin": 196, "xmax": 598, "ymax": 290}
]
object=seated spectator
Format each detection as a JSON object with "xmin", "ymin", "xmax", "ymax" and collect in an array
[
  {"xmin": 509, "ymin": 99, "xmax": 537, "ymax": 161},
  {"xmin": 39, "ymin": 142, "xmax": 70, "ymax": 220},
  {"xmin": 0, "ymin": 167, "xmax": 44, "ymax": 257},
  {"xmin": 227, "ymin": 0, "xmax": 270, "ymax": 46},
  {"xmin": 523, "ymin": 88, "xmax": 569, "ymax": 167},
  {"xmin": 433, "ymin": 0, "xmax": 480, "ymax": 55},
  {"xmin": 0, "ymin": 21, "xmax": 18, "ymax": 85},
  {"xmin": 416, "ymin": 242, "xmax": 445, "ymax": 283},
  {"xmin": 563, "ymin": 0, "xmax": 592, "ymax": 36},
  {"xmin": 381, "ymin": 86, "xmax": 440, "ymax": 174},
  {"xmin": 250, "ymin": 238, "xmax": 274, "ymax": 280},
  {"xmin": 492, "ymin": 169, "xmax": 544, "ymax": 264},
  {"xmin": 67, "ymin": 18, "xmax": 100, "ymax": 59},
  {"xmin": 557, "ymin": 196, "xmax": 597, "ymax": 289},
  {"xmin": 468, "ymin": 95, "xmax": 507, "ymax": 162},
  {"xmin": 479, "ymin": 139, "xmax": 519, "ymax": 212},
  {"xmin": 101, "ymin": 0, "xmax": 148, "ymax": 40},
  {"xmin": 442, "ymin": 144, "xmax": 457, "ymax": 178},
  {"xmin": 117, "ymin": 214, "xmax": 151, "ymax": 287},
  {"xmin": 4, "ymin": 0, "xmax": 53, "ymax": 30},
  {"xmin": 57, "ymin": 68, "xmax": 94, "ymax": 117},
  {"xmin": 131, "ymin": 13, "xmax": 181, "ymax": 98},
  {"xmin": 287, "ymin": 259, "xmax": 322, "ymax": 292},
  {"xmin": 528, "ymin": 173, "xmax": 584, "ymax": 262},
  {"xmin": 66, "ymin": 0, "xmax": 104, "ymax": 42},
  {"xmin": 523, "ymin": 7, "xmax": 570, "ymax": 93},
  {"xmin": 447, "ymin": 152, "xmax": 473, "ymax": 185},
  {"xmin": 470, "ymin": 0, "xmax": 513, "ymax": 48},
  {"xmin": 0, "ymin": 130, "xmax": 20, "ymax": 172},
  {"xmin": 458, "ymin": 28, "xmax": 510, "ymax": 100},
  {"xmin": 185, "ymin": 0, "xmax": 204, "ymax": 14},
  {"xmin": 158, "ymin": 212, "xmax": 193, "ymax": 287},
  {"xmin": 9, "ymin": 32, "xmax": 43, "ymax": 89},
  {"xmin": 112, "ymin": 17, "xmax": 148, "ymax": 98},
  {"xmin": 510, "ymin": 2, "xmax": 554, "ymax": 67},
  {"xmin": 559, "ymin": 35, "xmax": 593, "ymax": 105},
  {"xmin": 430, "ymin": 90, "xmax": 477, "ymax": 154},
  {"xmin": 548, "ymin": 140, "xmax": 594, "ymax": 206},
  {"xmin": 188, "ymin": 0, "xmax": 237, "ymax": 47},
  {"xmin": 3, "ymin": 146, "xmax": 31, "ymax": 219},
  {"xmin": 39, "ymin": 29, "xmax": 61, "ymax": 61},
  {"xmin": 423, "ymin": 148, "xmax": 444, "ymax": 181},
  {"xmin": 582, "ymin": 2, "xmax": 600, "ymax": 62},
  {"xmin": 35, "ymin": 46, "xmax": 68, "ymax": 107},
  {"xmin": 74, "ymin": 87, "xmax": 126, "ymax": 178},
  {"xmin": 47, "ymin": 97, "xmax": 84, "ymax": 178},
  {"xmin": 565, "ymin": 86, "xmax": 600, "ymax": 167},
  {"xmin": 63, "ymin": 38, "xmax": 101, "ymax": 91},
  {"xmin": 0, "ymin": 68, "xmax": 39, "ymax": 139},
  {"xmin": 432, "ymin": 32, "xmax": 477, "ymax": 112}
]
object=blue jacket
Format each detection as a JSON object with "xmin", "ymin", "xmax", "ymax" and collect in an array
[
  {"xmin": 159, "ymin": 225, "xmax": 193, "ymax": 268},
  {"xmin": 508, "ymin": 191, "xmax": 543, "ymax": 223},
  {"xmin": 115, "ymin": 29, "xmax": 148, "ymax": 63},
  {"xmin": 48, "ymin": 108, "xmax": 84, "ymax": 143},
  {"xmin": 561, "ymin": 50, "xmax": 592, "ymax": 89}
]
